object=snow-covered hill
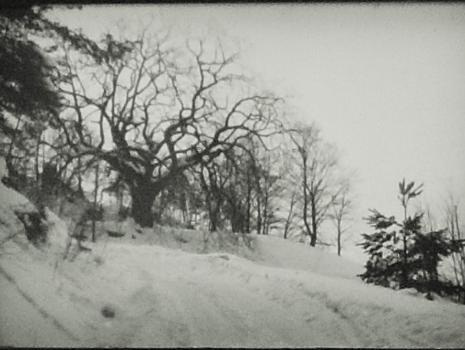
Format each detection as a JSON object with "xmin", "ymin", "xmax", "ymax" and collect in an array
[{"xmin": 1, "ymin": 182, "xmax": 465, "ymax": 347}]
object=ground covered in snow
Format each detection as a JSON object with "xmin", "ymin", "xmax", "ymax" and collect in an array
[{"xmin": 1, "ymin": 185, "xmax": 465, "ymax": 347}]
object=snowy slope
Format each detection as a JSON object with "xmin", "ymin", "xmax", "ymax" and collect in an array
[
  {"xmin": 252, "ymin": 234, "xmax": 363, "ymax": 279},
  {"xmin": 2, "ymin": 232, "xmax": 465, "ymax": 348}
]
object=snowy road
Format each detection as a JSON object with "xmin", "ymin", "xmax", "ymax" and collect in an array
[
  {"xmin": 108, "ymin": 253, "xmax": 361, "ymax": 348},
  {"xmin": 1, "ymin": 238, "xmax": 465, "ymax": 347}
]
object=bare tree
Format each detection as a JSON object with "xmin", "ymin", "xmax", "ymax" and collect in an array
[
  {"xmin": 192, "ymin": 135, "xmax": 283, "ymax": 235},
  {"xmin": 445, "ymin": 196, "xmax": 465, "ymax": 302},
  {"xmin": 195, "ymin": 160, "xmax": 227, "ymax": 232},
  {"xmin": 283, "ymin": 190, "xmax": 297, "ymax": 239},
  {"xmin": 193, "ymin": 148, "xmax": 249, "ymax": 233},
  {"xmin": 54, "ymin": 31, "xmax": 281, "ymax": 227},
  {"xmin": 328, "ymin": 181, "xmax": 352, "ymax": 256},
  {"xmin": 289, "ymin": 123, "xmax": 340, "ymax": 246}
]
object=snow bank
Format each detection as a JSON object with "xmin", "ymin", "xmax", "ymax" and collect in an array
[
  {"xmin": 99, "ymin": 219, "xmax": 255, "ymax": 259},
  {"xmin": 98, "ymin": 219, "xmax": 361, "ymax": 280},
  {"xmin": 253, "ymin": 234, "xmax": 363, "ymax": 279},
  {"xmin": 0, "ymin": 173, "xmax": 72, "ymax": 256},
  {"xmin": 0, "ymin": 181, "xmax": 37, "ymax": 244}
]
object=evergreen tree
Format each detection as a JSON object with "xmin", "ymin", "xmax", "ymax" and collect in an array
[
  {"xmin": 409, "ymin": 229, "xmax": 462, "ymax": 298},
  {"xmin": 0, "ymin": 4, "xmax": 112, "ymax": 181},
  {"xmin": 358, "ymin": 209, "xmax": 404, "ymax": 288},
  {"xmin": 359, "ymin": 179, "xmax": 464, "ymax": 301}
]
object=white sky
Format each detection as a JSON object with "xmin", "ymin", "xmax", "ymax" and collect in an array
[{"xmin": 48, "ymin": 4, "xmax": 465, "ymax": 253}]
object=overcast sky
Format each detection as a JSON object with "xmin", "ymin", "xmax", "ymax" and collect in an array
[{"xmin": 49, "ymin": 4, "xmax": 465, "ymax": 256}]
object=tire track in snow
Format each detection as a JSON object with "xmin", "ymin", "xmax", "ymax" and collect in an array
[
  {"xmin": 0, "ymin": 264, "xmax": 79, "ymax": 343},
  {"xmin": 197, "ymin": 256, "xmax": 365, "ymax": 347},
  {"xmin": 128, "ymin": 273, "xmax": 292, "ymax": 347},
  {"xmin": 206, "ymin": 256, "xmax": 408, "ymax": 348},
  {"xmin": 295, "ymin": 284, "xmax": 377, "ymax": 347},
  {"xmin": 120, "ymin": 255, "xmax": 345, "ymax": 347},
  {"xmin": 254, "ymin": 277, "xmax": 367, "ymax": 347},
  {"xmin": 293, "ymin": 283, "xmax": 428, "ymax": 348},
  {"xmin": 53, "ymin": 243, "xmax": 462, "ymax": 348},
  {"xmin": 223, "ymin": 255, "xmax": 436, "ymax": 348}
]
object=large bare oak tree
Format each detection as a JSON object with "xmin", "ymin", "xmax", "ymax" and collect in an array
[{"xmin": 54, "ymin": 32, "xmax": 281, "ymax": 226}]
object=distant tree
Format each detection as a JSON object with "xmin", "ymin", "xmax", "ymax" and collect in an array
[
  {"xmin": 195, "ymin": 160, "xmax": 227, "ymax": 232},
  {"xmin": 328, "ymin": 181, "xmax": 352, "ymax": 256},
  {"xmin": 193, "ymin": 148, "xmax": 249, "ymax": 233},
  {"xmin": 191, "ymin": 134, "xmax": 284, "ymax": 235},
  {"xmin": 223, "ymin": 150, "xmax": 250, "ymax": 233},
  {"xmin": 444, "ymin": 196, "xmax": 465, "ymax": 303},
  {"xmin": 155, "ymin": 172, "xmax": 201, "ymax": 229},
  {"xmin": 289, "ymin": 123, "xmax": 340, "ymax": 246},
  {"xmin": 282, "ymin": 190, "xmax": 297, "ymax": 239},
  {"xmin": 103, "ymin": 172, "xmax": 129, "ymax": 219},
  {"xmin": 278, "ymin": 140, "xmax": 301, "ymax": 240},
  {"xmin": 225, "ymin": 142, "xmax": 283, "ymax": 235}
]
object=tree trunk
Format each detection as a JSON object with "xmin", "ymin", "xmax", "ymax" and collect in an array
[
  {"xmin": 401, "ymin": 205, "xmax": 409, "ymax": 288},
  {"xmin": 117, "ymin": 187, "xmax": 124, "ymax": 216},
  {"xmin": 302, "ymin": 154, "xmax": 312, "ymax": 242},
  {"xmin": 77, "ymin": 155, "xmax": 83, "ymax": 194},
  {"xmin": 181, "ymin": 191, "xmax": 192, "ymax": 227},
  {"xmin": 283, "ymin": 192, "xmax": 295, "ymax": 240},
  {"xmin": 262, "ymin": 186, "xmax": 269, "ymax": 235},
  {"xmin": 256, "ymin": 193, "xmax": 262, "ymax": 235},
  {"xmin": 310, "ymin": 194, "xmax": 317, "ymax": 247},
  {"xmin": 6, "ymin": 116, "xmax": 22, "ymax": 166},
  {"xmin": 401, "ymin": 233, "xmax": 408, "ymax": 288},
  {"xmin": 208, "ymin": 198, "xmax": 221, "ymax": 233},
  {"xmin": 209, "ymin": 209, "xmax": 218, "ymax": 232},
  {"xmin": 230, "ymin": 203, "xmax": 245, "ymax": 233},
  {"xmin": 246, "ymin": 170, "xmax": 251, "ymax": 233},
  {"xmin": 91, "ymin": 162, "xmax": 99, "ymax": 242},
  {"xmin": 34, "ymin": 130, "xmax": 42, "ymax": 183},
  {"xmin": 130, "ymin": 182, "xmax": 158, "ymax": 227}
]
